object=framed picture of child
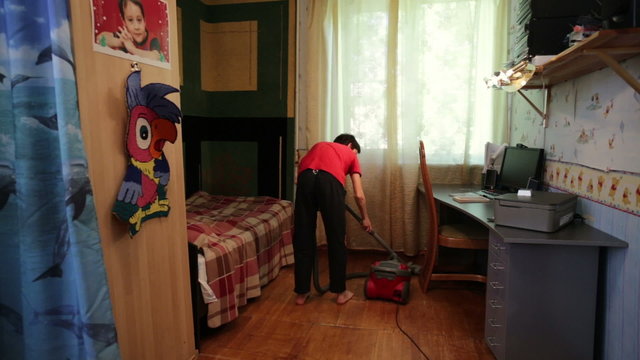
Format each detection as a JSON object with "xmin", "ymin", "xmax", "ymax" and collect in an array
[{"xmin": 91, "ymin": 0, "xmax": 171, "ymax": 69}]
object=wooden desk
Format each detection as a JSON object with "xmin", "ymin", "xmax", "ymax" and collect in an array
[{"xmin": 429, "ymin": 184, "xmax": 628, "ymax": 360}]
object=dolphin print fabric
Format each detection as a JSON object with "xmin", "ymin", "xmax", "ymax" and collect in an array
[
  {"xmin": 112, "ymin": 70, "xmax": 181, "ymax": 237},
  {"xmin": 0, "ymin": 1, "xmax": 120, "ymax": 359}
]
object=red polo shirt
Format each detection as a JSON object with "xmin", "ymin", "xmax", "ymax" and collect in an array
[{"xmin": 298, "ymin": 142, "xmax": 362, "ymax": 186}]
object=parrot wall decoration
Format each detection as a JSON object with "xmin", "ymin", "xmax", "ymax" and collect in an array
[{"xmin": 112, "ymin": 69, "xmax": 181, "ymax": 236}]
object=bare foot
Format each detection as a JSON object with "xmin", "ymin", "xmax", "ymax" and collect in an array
[
  {"xmin": 295, "ymin": 293, "xmax": 310, "ymax": 305},
  {"xmin": 336, "ymin": 290, "xmax": 354, "ymax": 305}
]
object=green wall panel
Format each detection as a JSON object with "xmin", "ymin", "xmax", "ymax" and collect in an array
[
  {"xmin": 201, "ymin": 141, "xmax": 258, "ymax": 196},
  {"xmin": 179, "ymin": 0, "xmax": 288, "ymax": 118}
]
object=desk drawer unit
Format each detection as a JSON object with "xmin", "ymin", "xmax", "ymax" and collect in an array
[
  {"xmin": 489, "ymin": 235, "xmax": 509, "ymax": 259},
  {"xmin": 432, "ymin": 184, "xmax": 627, "ymax": 360},
  {"xmin": 484, "ymin": 232, "xmax": 600, "ymax": 360},
  {"xmin": 485, "ymin": 234, "xmax": 508, "ymax": 359}
]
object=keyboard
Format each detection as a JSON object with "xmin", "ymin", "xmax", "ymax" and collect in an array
[{"xmin": 476, "ymin": 189, "xmax": 508, "ymax": 199}]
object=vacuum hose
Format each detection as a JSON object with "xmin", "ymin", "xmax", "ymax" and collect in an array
[{"xmin": 312, "ymin": 204, "xmax": 420, "ymax": 295}]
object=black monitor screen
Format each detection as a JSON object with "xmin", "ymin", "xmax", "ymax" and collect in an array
[{"xmin": 498, "ymin": 146, "xmax": 544, "ymax": 192}]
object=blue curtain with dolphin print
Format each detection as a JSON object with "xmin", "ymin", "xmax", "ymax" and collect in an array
[{"xmin": 0, "ymin": 1, "xmax": 120, "ymax": 359}]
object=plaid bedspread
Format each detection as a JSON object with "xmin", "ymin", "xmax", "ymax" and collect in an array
[{"xmin": 186, "ymin": 191, "xmax": 294, "ymax": 328}]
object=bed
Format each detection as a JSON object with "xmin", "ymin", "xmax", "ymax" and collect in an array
[{"xmin": 186, "ymin": 191, "xmax": 294, "ymax": 329}]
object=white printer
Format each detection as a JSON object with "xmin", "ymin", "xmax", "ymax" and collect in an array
[{"xmin": 493, "ymin": 191, "xmax": 577, "ymax": 232}]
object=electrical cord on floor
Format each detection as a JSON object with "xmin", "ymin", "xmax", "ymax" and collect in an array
[{"xmin": 395, "ymin": 304, "xmax": 431, "ymax": 360}]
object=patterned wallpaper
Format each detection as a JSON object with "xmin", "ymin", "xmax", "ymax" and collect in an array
[
  {"xmin": 511, "ymin": 55, "xmax": 640, "ymax": 216},
  {"xmin": 545, "ymin": 160, "xmax": 640, "ymax": 216}
]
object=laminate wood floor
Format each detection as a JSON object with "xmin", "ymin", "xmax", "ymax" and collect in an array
[{"xmin": 197, "ymin": 249, "xmax": 495, "ymax": 360}]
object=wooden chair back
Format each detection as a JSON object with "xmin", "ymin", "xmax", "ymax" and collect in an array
[
  {"xmin": 418, "ymin": 140, "xmax": 488, "ymax": 292},
  {"xmin": 418, "ymin": 140, "xmax": 439, "ymax": 291}
]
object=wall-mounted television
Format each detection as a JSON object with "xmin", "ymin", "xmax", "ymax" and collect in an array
[{"xmin": 497, "ymin": 146, "xmax": 545, "ymax": 192}]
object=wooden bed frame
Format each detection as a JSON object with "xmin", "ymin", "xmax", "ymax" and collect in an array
[{"xmin": 182, "ymin": 116, "xmax": 294, "ymax": 348}]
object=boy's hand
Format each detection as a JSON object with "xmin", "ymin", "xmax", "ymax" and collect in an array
[
  {"xmin": 117, "ymin": 26, "xmax": 136, "ymax": 53},
  {"xmin": 361, "ymin": 217, "xmax": 372, "ymax": 233}
]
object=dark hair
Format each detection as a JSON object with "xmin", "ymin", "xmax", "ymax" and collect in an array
[
  {"xmin": 333, "ymin": 133, "xmax": 361, "ymax": 153},
  {"xmin": 119, "ymin": 0, "xmax": 145, "ymax": 18}
]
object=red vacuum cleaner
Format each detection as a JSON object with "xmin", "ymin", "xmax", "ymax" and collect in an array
[
  {"xmin": 312, "ymin": 205, "xmax": 421, "ymax": 304},
  {"xmin": 364, "ymin": 259, "xmax": 413, "ymax": 304}
]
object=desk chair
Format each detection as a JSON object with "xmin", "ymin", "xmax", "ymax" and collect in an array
[{"xmin": 418, "ymin": 140, "xmax": 488, "ymax": 292}]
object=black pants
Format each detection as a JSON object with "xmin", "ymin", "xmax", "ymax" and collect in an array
[{"xmin": 293, "ymin": 169, "xmax": 347, "ymax": 294}]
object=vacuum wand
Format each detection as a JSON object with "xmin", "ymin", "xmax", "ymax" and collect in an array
[
  {"xmin": 312, "ymin": 204, "xmax": 422, "ymax": 295},
  {"xmin": 345, "ymin": 204, "xmax": 400, "ymax": 262}
]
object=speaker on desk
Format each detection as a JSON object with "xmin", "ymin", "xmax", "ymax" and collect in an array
[
  {"xmin": 526, "ymin": 177, "xmax": 541, "ymax": 190},
  {"xmin": 484, "ymin": 169, "xmax": 498, "ymax": 190}
]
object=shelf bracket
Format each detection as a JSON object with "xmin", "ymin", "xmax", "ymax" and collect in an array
[
  {"xmin": 584, "ymin": 49, "xmax": 640, "ymax": 93},
  {"xmin": 516, "ymin": 89, "xmax": 549, "ymax": 127}
]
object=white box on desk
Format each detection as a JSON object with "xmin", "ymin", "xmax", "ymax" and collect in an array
[{"xmin": 494, "ymin": 191, "xmax": 577, "ymax": 232}]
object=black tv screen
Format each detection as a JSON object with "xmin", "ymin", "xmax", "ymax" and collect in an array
[{"xmin": 498, "ymin": 146, "xmax": 545, "ymax": 192}]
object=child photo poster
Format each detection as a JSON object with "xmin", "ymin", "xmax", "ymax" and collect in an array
[{"xmin": 91, "ymin": 0, "xmax": 171, "ymax": 69}]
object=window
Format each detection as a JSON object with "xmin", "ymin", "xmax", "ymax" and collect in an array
[{"xmin": 309, "ymin": 0, "xmax": 507, "ymax": 165}]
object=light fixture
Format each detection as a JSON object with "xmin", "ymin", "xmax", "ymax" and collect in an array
[
  {"xmin": 485, "ymin": 60, "xmax": 548, "ymax": 126},
  {"xmin": 484, "ymin": 60, "xmax": 537, "ymax": 92}
]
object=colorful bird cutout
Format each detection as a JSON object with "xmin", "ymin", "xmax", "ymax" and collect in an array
[{"xmin": 112, "ymin": 69, "xmax": 181, "ymax": 236}]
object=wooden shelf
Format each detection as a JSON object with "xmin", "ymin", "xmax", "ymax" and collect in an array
[{"xmin": 523, "ymin": 28, "xmax": 640, "ymax": 90}]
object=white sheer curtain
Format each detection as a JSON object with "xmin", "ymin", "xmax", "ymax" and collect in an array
[{"xmin": 297, "ymin": 0, "xmax": 509, "ymax": 254}]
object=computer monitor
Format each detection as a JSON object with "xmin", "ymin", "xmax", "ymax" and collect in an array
[{"xmin": 497, "ymin": 146, "xmax": 545, "ymax": 192}]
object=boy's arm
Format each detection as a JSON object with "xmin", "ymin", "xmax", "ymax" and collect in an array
[
  {"xmin": 350, "ymin": 173, "xmax": 372, "ymax": 232},
  {"xmin": 118, "ymin": 28, "xmax": 163, "ymax": 61},
  {"xmin": 122, "ymin": 43, "xmax": 162, "ymax": 61}
]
